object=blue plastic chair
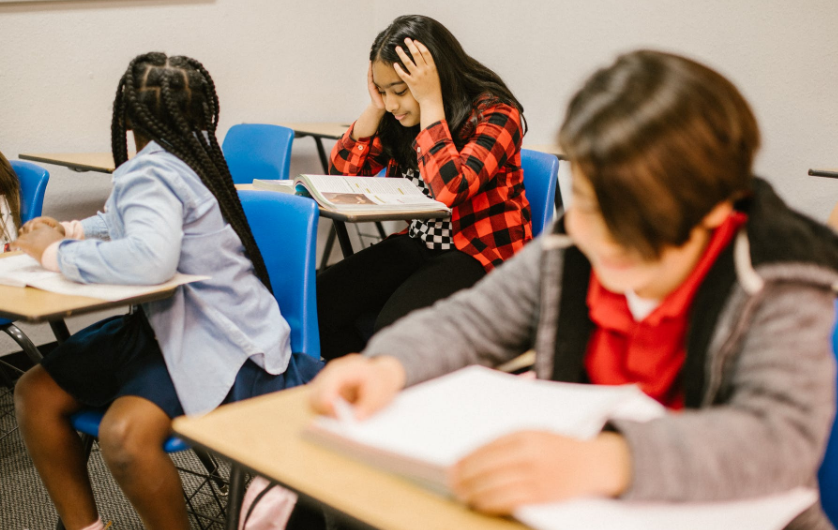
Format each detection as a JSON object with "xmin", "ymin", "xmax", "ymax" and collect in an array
[
  {"xmin": 520, "ymin": 148, "xmax": 559, "ymax": 237},
  {"xmin": 67, "ymin": 191, "xmax": 320, "ymax": 529},
  {"xmin": 1, "ymin": 161, "xmax": 50, "ymax": 365},
  {"xmin": 237, "ymin": 190, "xmax": 321, "ymax": 358},
  {"xmin": 818, "ymin": 299, "xmax": 838, "ymax": 525},
  {"xmin": 222, "ymin": 124, "xmax": 295, "ymax": 184}
]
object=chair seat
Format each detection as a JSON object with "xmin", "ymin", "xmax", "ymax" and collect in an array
[{"xmin": 70, "ymin": 410, "xmax": 189, "ymax": 453}]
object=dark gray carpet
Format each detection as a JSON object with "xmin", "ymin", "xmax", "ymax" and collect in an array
[{"xmin": 0, "ymin": 377, "xmax": 231, "ymax": 530}]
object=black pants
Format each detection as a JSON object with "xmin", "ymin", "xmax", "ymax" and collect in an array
[{"xmin": 317, "ymin": 233, "xmax": 486, "ymax": 361}]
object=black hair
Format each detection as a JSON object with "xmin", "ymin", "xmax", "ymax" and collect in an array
[
  {"xmin": 370, "ymin": 15, "xmax": 526, "ymax": 170},
  {"xmin": 111, "ymin": 52, "xmax": 272, "ymax": 293}
]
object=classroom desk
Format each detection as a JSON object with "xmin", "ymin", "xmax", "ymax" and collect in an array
[
  {"xmin": 173, "ymin": 385, "xmax": 528, "ymax": 530},
  {"xmin": 809, "ymin": 168, "xmax": 838, "ymax": 179},
  {"xmin": 275, "ymin": 122, "xmax": 349, "ymax": 175},
  {"xmin": 0, "ymin": 280, "xmax": 177, "ymax": 325},
  {"xmin": 0, "ymin": 252, "xmax": 178, "ymax": 344},
  {"xmin": 236, "ymin": 184, "xmax": 448, "ymax": 257},
  {"xmin": 18, "ymin": 152, "xmax": 116, "ymax": 174}
]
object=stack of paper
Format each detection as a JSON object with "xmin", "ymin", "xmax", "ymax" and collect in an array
[
  {"xmin": 305, "ymin": 366, "xmax": 664, "ymax": 493},
  {"xmin": 515, "ymin": 488, "xmax": 816, "ymax": 530},
  {"xmin": 304, "ymin": 366, "xmax": 817, "ymax": 530}
]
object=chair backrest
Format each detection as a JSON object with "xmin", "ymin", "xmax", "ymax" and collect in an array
[
  {"xmin": 0, "ymin": 161, "xmax": 50, "ymax": 328},
  {"xmin": 222, "ymin": 124, "xmax": 295, "ymax": 184},
  {"xmin": 819, "ymin": 299, "xmax": 838, "ymax": 524},
  {"xmin": 10, "ymin": 160, "xmax": 50, "ymax": 224},
  {"xmin": 238, "ymin": 190, "xmax": 320, "ymax": 358},
  {"xmin": 520, "ymin": 149, "xmax": 559, "ymax": 237}
]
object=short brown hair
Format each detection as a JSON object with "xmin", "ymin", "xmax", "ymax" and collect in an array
[{"xmin": 559, "ymin": 50, "xmax": 760, "ymax": 258}]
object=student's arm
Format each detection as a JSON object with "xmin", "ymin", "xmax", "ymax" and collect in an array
[
  {"xmin": 328, "ymin": 124, "xmax": 390, "ymax": 177},
  {"xmin": 310, "ymin": 238, "xmax": 543, "ymax": 419},
  {"xmin": 611, "ymin": 283, "xmax": 836, "ymax": 502},
  {"xmin": 329, "ymin": 63, "xmax": 391, "ymax": 177},
  {"xmin": 413, "ymin": 103, "xmax": 523, "ymax": 208},
  {"xmin": 364, "ymin": 236, "xmax": 544, "ymax": 386},
  {"xmin": 55, "ymin": 168, "xmax": 184, "ymax": 285}
]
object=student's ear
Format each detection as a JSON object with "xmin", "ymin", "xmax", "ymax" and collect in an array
[{"xmin": 701, "ymin": 200, "xmax": 734, "ymax": 229}]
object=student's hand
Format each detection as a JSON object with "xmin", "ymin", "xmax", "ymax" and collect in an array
[
  {"xmin": 11, "ymin": 224, "xmax": 65, "ymax": 262},
  {"xmin": 19, "ymin": 216, "xmax": 64, "ymax": 236},
  {"xmin": 450, "ymin": 431, "xmax": 631, "ymax": 515},
  {"xmin": 367, "ymin": 61, "xmax": 386, "ymax": 111},
  {"xmin": 393, "ymin": 38, "xmax": 445, "ymax": 128},
  {"xmin": 352, "ymin": 63, "xmax": 388, "ymax": 141},
  {"xmin": 309, "ymin": 354, "xmax": 406, "ymax": 420}
]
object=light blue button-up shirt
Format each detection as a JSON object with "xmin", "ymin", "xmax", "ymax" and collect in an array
[{"xmin": 57, "ymin": 141, "xmax": 292, "ymax": 415}]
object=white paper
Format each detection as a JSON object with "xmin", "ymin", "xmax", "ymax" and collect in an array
[
  {"xmin": 0, "ymin": 254, "xmax": 56, "ymax": 287},
  {"xmin": 515, "ymin": 487, "xmax": 817, "ymax": 530},
  {"xmin": 0, "ymin": 253, "xmax": 208, "ymax": 301},
  {"xmin": 313, "ymin": 366, "xmax": 664, "ymax": 469}
]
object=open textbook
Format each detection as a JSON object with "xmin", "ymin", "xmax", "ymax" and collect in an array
[
  {"xmin": 0, "ymin": 253, "xmax": 209, "ymax": 302},
  {"xmin": 252, "ymin": 174, "xmax": 451, "ymax": 216},
  {"xmin": 304, "ymin": 366, "xmax": 817, "ymax": 530}
]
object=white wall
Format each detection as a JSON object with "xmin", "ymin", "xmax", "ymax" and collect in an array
[{"xmin": 1, "ymin": 0, "xmax": 837, "ymax": 348}]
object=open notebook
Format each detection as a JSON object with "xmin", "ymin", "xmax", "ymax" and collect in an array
[
  {"xmin": 304, "ymin": 366, "xmax": 817, "ymax": 530},
  {"xmin": 0, "ymin": 253, "xmax": 208, "ymax": 301}
]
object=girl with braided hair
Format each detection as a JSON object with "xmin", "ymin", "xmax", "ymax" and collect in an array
[{"xmin": 13, "ymin": 52, "xmax": 322, "ymax": 530}]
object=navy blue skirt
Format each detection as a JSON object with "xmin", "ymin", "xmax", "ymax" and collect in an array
[{"xmin": 40, "ymin": 311, "xmax": 323, "ymax": 418}]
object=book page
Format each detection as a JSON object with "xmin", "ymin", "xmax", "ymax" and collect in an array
[
  {"xmin": 299, "ymin": 175, "xmax": 449, "ymax": 211},
  {"xmin": 309, "ymin": 366, "xmax": 664, "ymax": 474},
  {"xmin": 26, "ymin": 273, "xmax": 209, "ymax": 301},
  {"xmin": 0, "ymin": 254, "xmax": 208, "ymax": 301},
  {"xmin": 514, "ymin": 487, "xmax": 817, "ymax": 530},
  {"xmin": 0, "ymin": 254, "xmax": 61, "ymax": 287}
]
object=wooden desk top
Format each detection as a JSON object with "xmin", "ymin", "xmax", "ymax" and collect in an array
[
  {"xmin": 809, "ymin": 168, "xmax": 838, "ymax": 179},
  {"xmin": 276, "ymin": 122, "xmax": 350, "ymax": 140},
  {"xmin": 523, "ymin": 144, "xmax": 566, "ymax": 160},
  {"xmin": 0, "ymin": 282, "xmax": 176, "ymax": 322},
  {"xmin": 0, "ymin": 252, "xmax": 178, "ymax": 322},
  {"xmin": 19, "ymin": 152, "xmax": 116, "ymax": 174},
  {"xmin": 173, "ymin": 386, "xmax": 525, "ymax": 530}
]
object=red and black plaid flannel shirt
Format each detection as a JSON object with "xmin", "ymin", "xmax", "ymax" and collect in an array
[{"xmin": 329, "ymin": 98, "xmax": 532, "ymax": 271}]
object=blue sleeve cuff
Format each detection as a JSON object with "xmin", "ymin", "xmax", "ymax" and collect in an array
[
  {"xmin": 80, "ymin": 214, "xmax": 110, "ymax": 240},
  {"xmin": 56, "ymin": 239, "xmax": 85, "ymax": 282}
]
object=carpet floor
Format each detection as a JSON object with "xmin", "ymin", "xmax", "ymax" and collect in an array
[{"xmin": 0, "ymin": 360, "xmax": 231, "ymax": 530}]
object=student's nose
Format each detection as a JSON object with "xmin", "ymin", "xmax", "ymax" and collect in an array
[{"xmin": 384, "ymin": 95, "xmax": 399, "ymax": 114}]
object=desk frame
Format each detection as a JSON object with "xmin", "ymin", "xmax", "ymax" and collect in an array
[
  {"xmin": 809, "ymin": 168, "xmax": 838, "ymax": 179},
  {"xmin": 174, "ymin": 386, "xmax": 527, "ymax": 530},
  {"xmin": 18, "ymin": 153, "xmax": 115, "ymax": 174}
]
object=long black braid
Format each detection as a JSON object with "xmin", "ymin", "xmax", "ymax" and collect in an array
[{"xmin": 111, "ymin": 52, "xmax": 273, "ymax": 293}]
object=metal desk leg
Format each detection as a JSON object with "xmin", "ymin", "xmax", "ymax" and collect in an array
[
  {"xmin": 553, "ymin": 157, "xmax": 564, "ymax": 212},
  {"xmin": 49, "ymin": 320, "xmax": 71, "ymax": 345},
  {"xmin": 314, "ymin": 136, "xmax": 344, "ymax": 270},
  {"xmin": 333, "ymin": 221, "xmax": 354, "ymax": 258},
  {"xmin": 226, "ymin": 465, "xmax": 246, "ymax": 530},
  {"xmin": 313, "ymin": 137, "xmax": 330, "ymax": 174}
]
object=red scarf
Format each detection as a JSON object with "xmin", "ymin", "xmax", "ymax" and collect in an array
[{"xmin": 584, "ymin": 213, "xmax": 747, "ymax": 409}]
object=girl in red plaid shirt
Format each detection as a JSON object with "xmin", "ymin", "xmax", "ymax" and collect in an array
[{"xmin": 317, "ymin": 15, "xmax": 533, "ymax": 361}]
